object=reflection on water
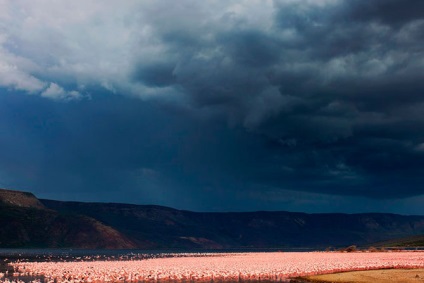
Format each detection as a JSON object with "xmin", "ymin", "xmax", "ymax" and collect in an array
[{"xmin": 0, "ymin": 248, "xmax": 319, "ymax": 257}]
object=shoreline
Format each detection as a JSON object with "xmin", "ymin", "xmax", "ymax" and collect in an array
[{"xmin": 299, "ymin": 268, "xmax": 424, "ymax": 283}]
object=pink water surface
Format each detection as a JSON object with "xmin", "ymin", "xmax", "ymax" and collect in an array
[{"xmin": 8, "ymin": 251, "xmax": 424, "ymax": 282}]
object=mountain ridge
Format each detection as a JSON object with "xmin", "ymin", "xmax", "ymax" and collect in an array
[
  {"xmin": 1, "ymin": 188, "xmax": 424, "ymax": 249},
  {"xmin": 0, "ymin": 188, "xmax": 46, "ymax": 209}
]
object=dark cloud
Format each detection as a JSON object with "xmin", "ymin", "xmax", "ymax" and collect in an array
[
  {"xmin": 133, "ymin": 63, "xmax": 176, "ymax": 87},
  {"xmin": 221, "ymin": 31, "xmax": 281, "ymax": 68},
  {"xmin": 346, "ymin": 0, "xmax": 424, "ymax": 26},
  {"xmin": 127, "ymin": 0, "xmax": 424, "ymax": 201},
  {"xmin": 0, "ymin": 90, "xmax": 269, "ymax": 210},
  {"xmin": 1, "ymin": 0, "xmax": 424, "ymax": 213}
]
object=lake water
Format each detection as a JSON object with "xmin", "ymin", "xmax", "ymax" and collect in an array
[
  {"xmin": 1, "ymin": 248, "xmax": 422, "ymax": 283},
  {"xmin": 0, "ymin": 247, "xmax": 319, "ymax": 264},
  {"xmin": 0, "ymin": 249, "xmax": 313, "ymax": 282}
]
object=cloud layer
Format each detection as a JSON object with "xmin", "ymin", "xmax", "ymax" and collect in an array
[{"xmin": 0, "ymin": 0, "xmax": 423, "ymax": 212}]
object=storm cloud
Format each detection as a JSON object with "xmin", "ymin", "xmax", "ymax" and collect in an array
[{"xmin": 0, "ymin": 0, "xmax": 423, "ymax": 213}]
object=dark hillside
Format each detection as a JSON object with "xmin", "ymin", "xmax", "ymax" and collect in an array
[
  {"xmin": 42, "ymin": 199, "xmax": 424, "ymax": 249},
  {"xmin": 373, "ymin": 235, "xmax": 424, "ymax": 248},
  {"xmin": 0, "ymin": 189, "xmax": 135, "ymax": 249},
  {"xmin": 2, "ymin": 188, "xmax": 424, "ymax": 249}
]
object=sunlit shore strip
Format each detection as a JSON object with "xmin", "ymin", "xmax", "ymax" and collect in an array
[
  {"xmin": 303, "ymin": 268, "xmax": 424, "ymax": 283},
  {"xmin": 5, "ymin": 252, "xmax": 424, "ymax": 283}
]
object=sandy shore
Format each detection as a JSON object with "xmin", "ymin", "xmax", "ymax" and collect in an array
[{"xmin": 303, "ymin": 268, "xmax": 424, "ymax": 283}]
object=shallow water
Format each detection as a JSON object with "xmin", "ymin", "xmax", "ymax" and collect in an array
[
  {"xmin": 2, "ymin": 250, "xmax": 423, "ymax": 283},
  {"xmin": 0, "ymin": 250, "xmax": 297, "ymax": 282},
  {"xmin": 0, "ymin": 248, "xmax": 319, "ymax": 266},
  {"xmin": 0, "ymin": 248, "xmax": 318, "ymax": 257}
]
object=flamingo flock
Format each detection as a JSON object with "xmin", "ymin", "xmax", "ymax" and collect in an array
[{"xmin": 5, "ymin": 251, "xmax": 424, "ymax": 283}]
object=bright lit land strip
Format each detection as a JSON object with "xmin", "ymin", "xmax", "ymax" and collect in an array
[
  {"xmin": 304, "ymin": 268, "xmax": 424, "ymax": 283},
  {"xmin": 9, "ymin": 252, "xmax": 424, "ymax": 282}
]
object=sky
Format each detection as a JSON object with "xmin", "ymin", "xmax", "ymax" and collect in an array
[{"xmin": 0, "ymin": 0, "xmax": 424, "ymax": 214}]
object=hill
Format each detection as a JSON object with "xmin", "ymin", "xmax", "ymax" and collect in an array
[
  {"xmin": 0, "ymin": 188, "xmax": 45, "ymax": 209},
  {"xmin": 41, "ymin": 199, "xmax": 424, "ymax": 250},
  {"xmin": 0, "ymin": 189, "xmax": 135, "ymax": 249},
  {"xmin": 1, "ymin": 188, "xmax": 424, "ymax": 249},
  {"xmin": 373, "ymin": 235, "xmax": 424, "ymax": 248}
]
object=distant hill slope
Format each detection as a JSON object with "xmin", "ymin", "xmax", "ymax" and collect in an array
[
  {"xmin": 1, "ymin": 188, "xmax": 424, "ymax": 249},
  {"xmin": 0, "ymin": 188, "xmax": 136, "ymax": 249},
  {"xmin": 0, "ymin": 188, "xmax": 45, "ymax": 209},
  {"xmin": 373, "ymin": 235, "xmax": 424, "ymax": 248},
  {"xmin": 41, "ymin": 199, "xmax": 424, "ymax": 250}
]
